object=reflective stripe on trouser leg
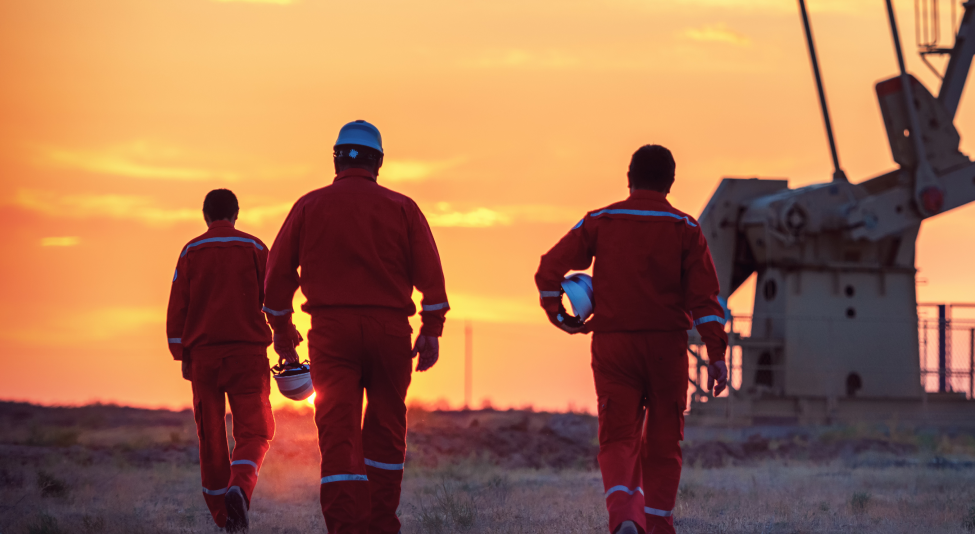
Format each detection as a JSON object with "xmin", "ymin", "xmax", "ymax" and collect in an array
[
  {"xmin": 639, "ymin": 330, "xmax": 688, "ymax": 534},
  {"xmin": 226, "ymin": 354, "xmax": 275, "ymax": 506},
  {"xmin": 192, "ymin": 357, "xmax": 231, "ymax": 529},
  {"xmin": 310, "ymin": 312, "xmax": 372, "ymax": 534},
  {"xmin": 593, "ymin": 333, "xmax": 648, "ymax": 533},
  {"xmin": 361, "ymin": 312, "xmax": 413, "ymax": 534},
  {"xmin": 645, "ymin": 507, "xmax": 673, "ymax": 517}
]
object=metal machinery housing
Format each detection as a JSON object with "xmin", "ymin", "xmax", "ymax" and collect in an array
[{"xmin": 688, "ymin": 0, "xmax": 975, "ymax": 426}]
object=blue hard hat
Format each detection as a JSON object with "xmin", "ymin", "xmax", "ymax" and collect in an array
[
  {"xmin": 561, "ymin": 273, "xmax": 594, "ymax": 322},
  {"xmin": 334, "ymin": 120, "xmax": 383, "ymax": 154}
]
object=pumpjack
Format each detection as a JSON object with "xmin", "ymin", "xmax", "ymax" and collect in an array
[{"xmin": 689, "ymin": 0, "xmax": 975, "ymax": 426}]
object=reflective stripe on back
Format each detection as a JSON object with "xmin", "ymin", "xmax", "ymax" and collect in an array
[
  {"xmin": 694, "ymin": 315, "xmax": 727, "ymax": 326},
  {"xmin": 321, "ymin": 474, "xmax": 368, "ymax": 484},
  {"xmin": 168, "ymin": 338, "xmax": 181, "ymax": 344},
  {"xmin": 181, "ymin": 236, "xmax": 264, "ymax": 258},
  {"xmin": 364, "ymin": 458, "xmax": 405, "ymax": 471},
  {"xmin": 589, "ymin": 208, "xmax": 697, "ymax": 227},
  {"xmin": 645, "ymin": 506, "xmax": 673, "ymax": 517}
]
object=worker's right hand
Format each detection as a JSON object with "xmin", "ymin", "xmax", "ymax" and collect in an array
[
  {"xmin": 273, "ymin": 327, "xmax": 303, "ymax": 365},
  {"xmin": 707, "ymin": 360, "xmax": 728, "ymax": 396},
  {"xmin": 181, "ymin": 358, "xmax": 192, "ymax": 381},
  {"xmin": 412, "ymin": 335, "xmax": 440, "ymax": 372}
]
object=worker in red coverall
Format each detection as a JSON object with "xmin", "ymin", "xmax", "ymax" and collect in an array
[
  {"xmin": 535, "ymin": 145, "xmax": 728, "ymax": 534},
  {"xmin": 167, "ymin": 189, "xmax": 285, "ymax": 533},
  {"xmin": 264, "ymin": 120, "xmax": 448, "ymax": 534}
]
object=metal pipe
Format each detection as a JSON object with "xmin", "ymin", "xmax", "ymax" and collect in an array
[
  {"xmin": 939, "ymin": 1, "xmax": 975, "ymax": 118},
  {"xmin": 886, "ymin": 0, "xmax": 935, "ymax": 171},
  {"xmin": 798, "ymin": 0, "xmax": 848, "ymax": 182},
  {"xmin": 938, "ymin": 304, "xmax": 947, "ymax": 392},
  {"xmin": 464, "ymin": 320, "xmax": 473, "ymax": 408},
  {"xmin": 969, "ymin": 328, "xmax": 973, "ymax": 399}
]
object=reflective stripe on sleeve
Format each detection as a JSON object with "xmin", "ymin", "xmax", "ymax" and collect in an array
[
  {"xmin": 539, "ymin": 291, "xmax": 561, "ymax": 298},
  {"xmin": 571, "ymin": 218, "xmax": 585, "ymax": 230},
  {"xmin": 605, "ymin": 485, "xmax": 644, "ymax": 498},
  {"xmin": 364, "ymin": 458, "xmax": 405, "ymax": 471},
  {"xmin": 421, "ymin": 302, "xmax": 449, "ymax": 312},
  {"xmin": 231, "ymin": 459, "xmax": 258, "ymax": 471},
  {"xmin": 168, "ymin": 338, "xmax": 182, "ymax": 344},
  {"xmin": 321, "ymin": 474, "xmax": 368, "ymax": 484},
  {"xmin": 694, "ymin": 315, "xmax": 727, "ymax": 326},
  {"xmin": 181, "ymin": 236, "xmax": 264, "ymax": 257},
  {"xmin": 262, "ymin": 306, "xmax": 294, "ymax": 316},
  {"xmin": 645, "ymin": 506, "xmax": 673, "ymax": 517},
  {"xmin": 202, "ymin": 486, "xmax": 228, "ymax": 496}
]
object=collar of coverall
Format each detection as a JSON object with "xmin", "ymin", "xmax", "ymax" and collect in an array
[
  {"xmin": 209, "ymin": 220, "xmax": 234, "ymax": 229},
  {"xmin": 334, "ymin": 167, "xmax": 378, "ymax": 183},
  {"xmin": 628, "ymin": 189, "xmax": 670, "ymax": 202}
]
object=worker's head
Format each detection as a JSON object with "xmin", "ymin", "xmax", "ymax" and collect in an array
[
  {"xmin": 628, "ymin": 145, "xmax": 676, "ymax": 193},
  {"xmin": 202, "ymin": 189, "xmax": 239, "ymax": 227},
  {"xmin": 334, "ymin": 144, "xmax": 384, "ymax": 176},
  {"xmin": 333, "ymin": 120, "xmax": 384, "ymax": 177}
]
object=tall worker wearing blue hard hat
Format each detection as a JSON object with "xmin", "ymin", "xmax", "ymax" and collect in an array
[
  {"xmin": 535, "ymin": 145, "xmax": 728, "ymax": 534},
  {"xmin": 264, "ymin": 120, "xmax": 449, "ymax": 534}
]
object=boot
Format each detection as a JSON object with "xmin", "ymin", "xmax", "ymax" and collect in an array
[{"xmin": 224, "ymin": 486, "xmax": 249, "ymax": 533}]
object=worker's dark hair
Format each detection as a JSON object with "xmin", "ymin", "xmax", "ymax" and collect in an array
[
  {"xmin": 334, "ymin": 144, "xmax": 383, "ymax": 174},
  {"xmin": 202, "ymin": 189, "xmax": 239, "ymax": 221},
  {"xmin": 628, "ymin": 145, "xmax": 676, "ymax": 192}
]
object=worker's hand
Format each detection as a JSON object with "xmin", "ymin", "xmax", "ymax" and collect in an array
[
  {"xmin": 707, "ymin": 360, "xmax": 728, "ymax": 396},
  {"xmin": 181, "ymin": 357, "xmax": 192, "ymax": 381},
  {"xmin": 412, "ymin": 335, "xmax": 440, "ymax": 372},
  {"xmin": 545, "ymin": 309, "xmax": 586, "ymax": 335},
  {"xmin": 273, "ymin": 328, "xmax": 303, "ymax": 365}
]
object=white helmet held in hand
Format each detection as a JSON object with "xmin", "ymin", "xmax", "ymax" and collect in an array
[
  {"xmin": 272, "ymin": 360, "xmax": 314, "ymax": 401},
  {"xmin": 559, "ymin": 273, "xmax": 594, "ymax": 326}
]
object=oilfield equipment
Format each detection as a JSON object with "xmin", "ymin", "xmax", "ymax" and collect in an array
[{"xmin": 687, "ymin": 0, "xmax": 975, "ymax": 426}]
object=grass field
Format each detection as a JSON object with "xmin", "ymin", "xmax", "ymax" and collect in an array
[{"xmin": 2, "ymin": 402, "xmax": 975, "ymax": 534}]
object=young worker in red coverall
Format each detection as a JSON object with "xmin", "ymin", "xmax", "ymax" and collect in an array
[
  {"xmin": 167, "ymin": 189, "xmax": 288, "ymax": 533},
  {"xmin": 535, "ymin": 145, "xmax": 728, "ymax": 534},
  {"xmin": 263, "ymin": 120, "xmax": 448, "ymax": 534}
]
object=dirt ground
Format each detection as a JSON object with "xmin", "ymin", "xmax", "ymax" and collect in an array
[{"xmin": 2, "ymin": 401, "xmax": 975, "ymax": 533}]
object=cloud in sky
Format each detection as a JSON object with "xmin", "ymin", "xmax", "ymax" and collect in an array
[
  {"xmin": 15, "ymin": 189, "xmax": 293, "ymax": 228},
  {"xmin": 37, "ymin": 142, "xmax": 309, "ymax": 182},
  {"xmin": 670, "ymin": 0, "xmax": 860, "ymax": 13},
  {"xmin": 13, "ymin": 190, "xmax": 580, "ymax": 230},
  {"xmin": 424, "ymin": 203, "xmax": 581, "ymax": 228},
  {"xmin": 684, "ymin": 23, "xmax": 751, "ymax": 46},
  {"xmin": 40, "ymin": 236, "xmax": 80, "ymax": 247},
  {"xmin": 211, "ymin": 0, "xmax": 296, "ymax": 5},
  {"xmin": 381, "ymin": 157, "xmax": 466, "ymax": 183},
  {"xmin": 0, "ymin": 306, "xmax": 163, "ymax": 346},
  {"xmin": 16, "ymin": 190, "xmax": 199, "ymax": 226}
]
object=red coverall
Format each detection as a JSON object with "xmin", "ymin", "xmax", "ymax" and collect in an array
[
  {"xmin": 535, "ymin": 190, "xmax": 727, "ymax": 534},
  {"xmin": 166, "ymin": 221, "xmax": 275, "ymax": 528},
  {"xmin": 264, "ymin": 167, "xmax": 449, "ymax": 534}
]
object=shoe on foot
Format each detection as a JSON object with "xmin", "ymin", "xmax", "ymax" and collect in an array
[
  {"xmin": 224, "ymin": 486, "xmax": 249, "ymax": 533},
  {"xmin": 615, "ymin": 520, "xmax": 639, "ymax": 534}
]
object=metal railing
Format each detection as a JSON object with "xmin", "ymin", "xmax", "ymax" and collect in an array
[{"xmin": 687, "ymin": 304, "xmax": 975, "ymax": 401}]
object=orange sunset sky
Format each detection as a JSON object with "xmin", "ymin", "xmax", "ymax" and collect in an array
[{"xmin": 2, "ymin": 0, "xmax": 975, "ymax": 412}]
